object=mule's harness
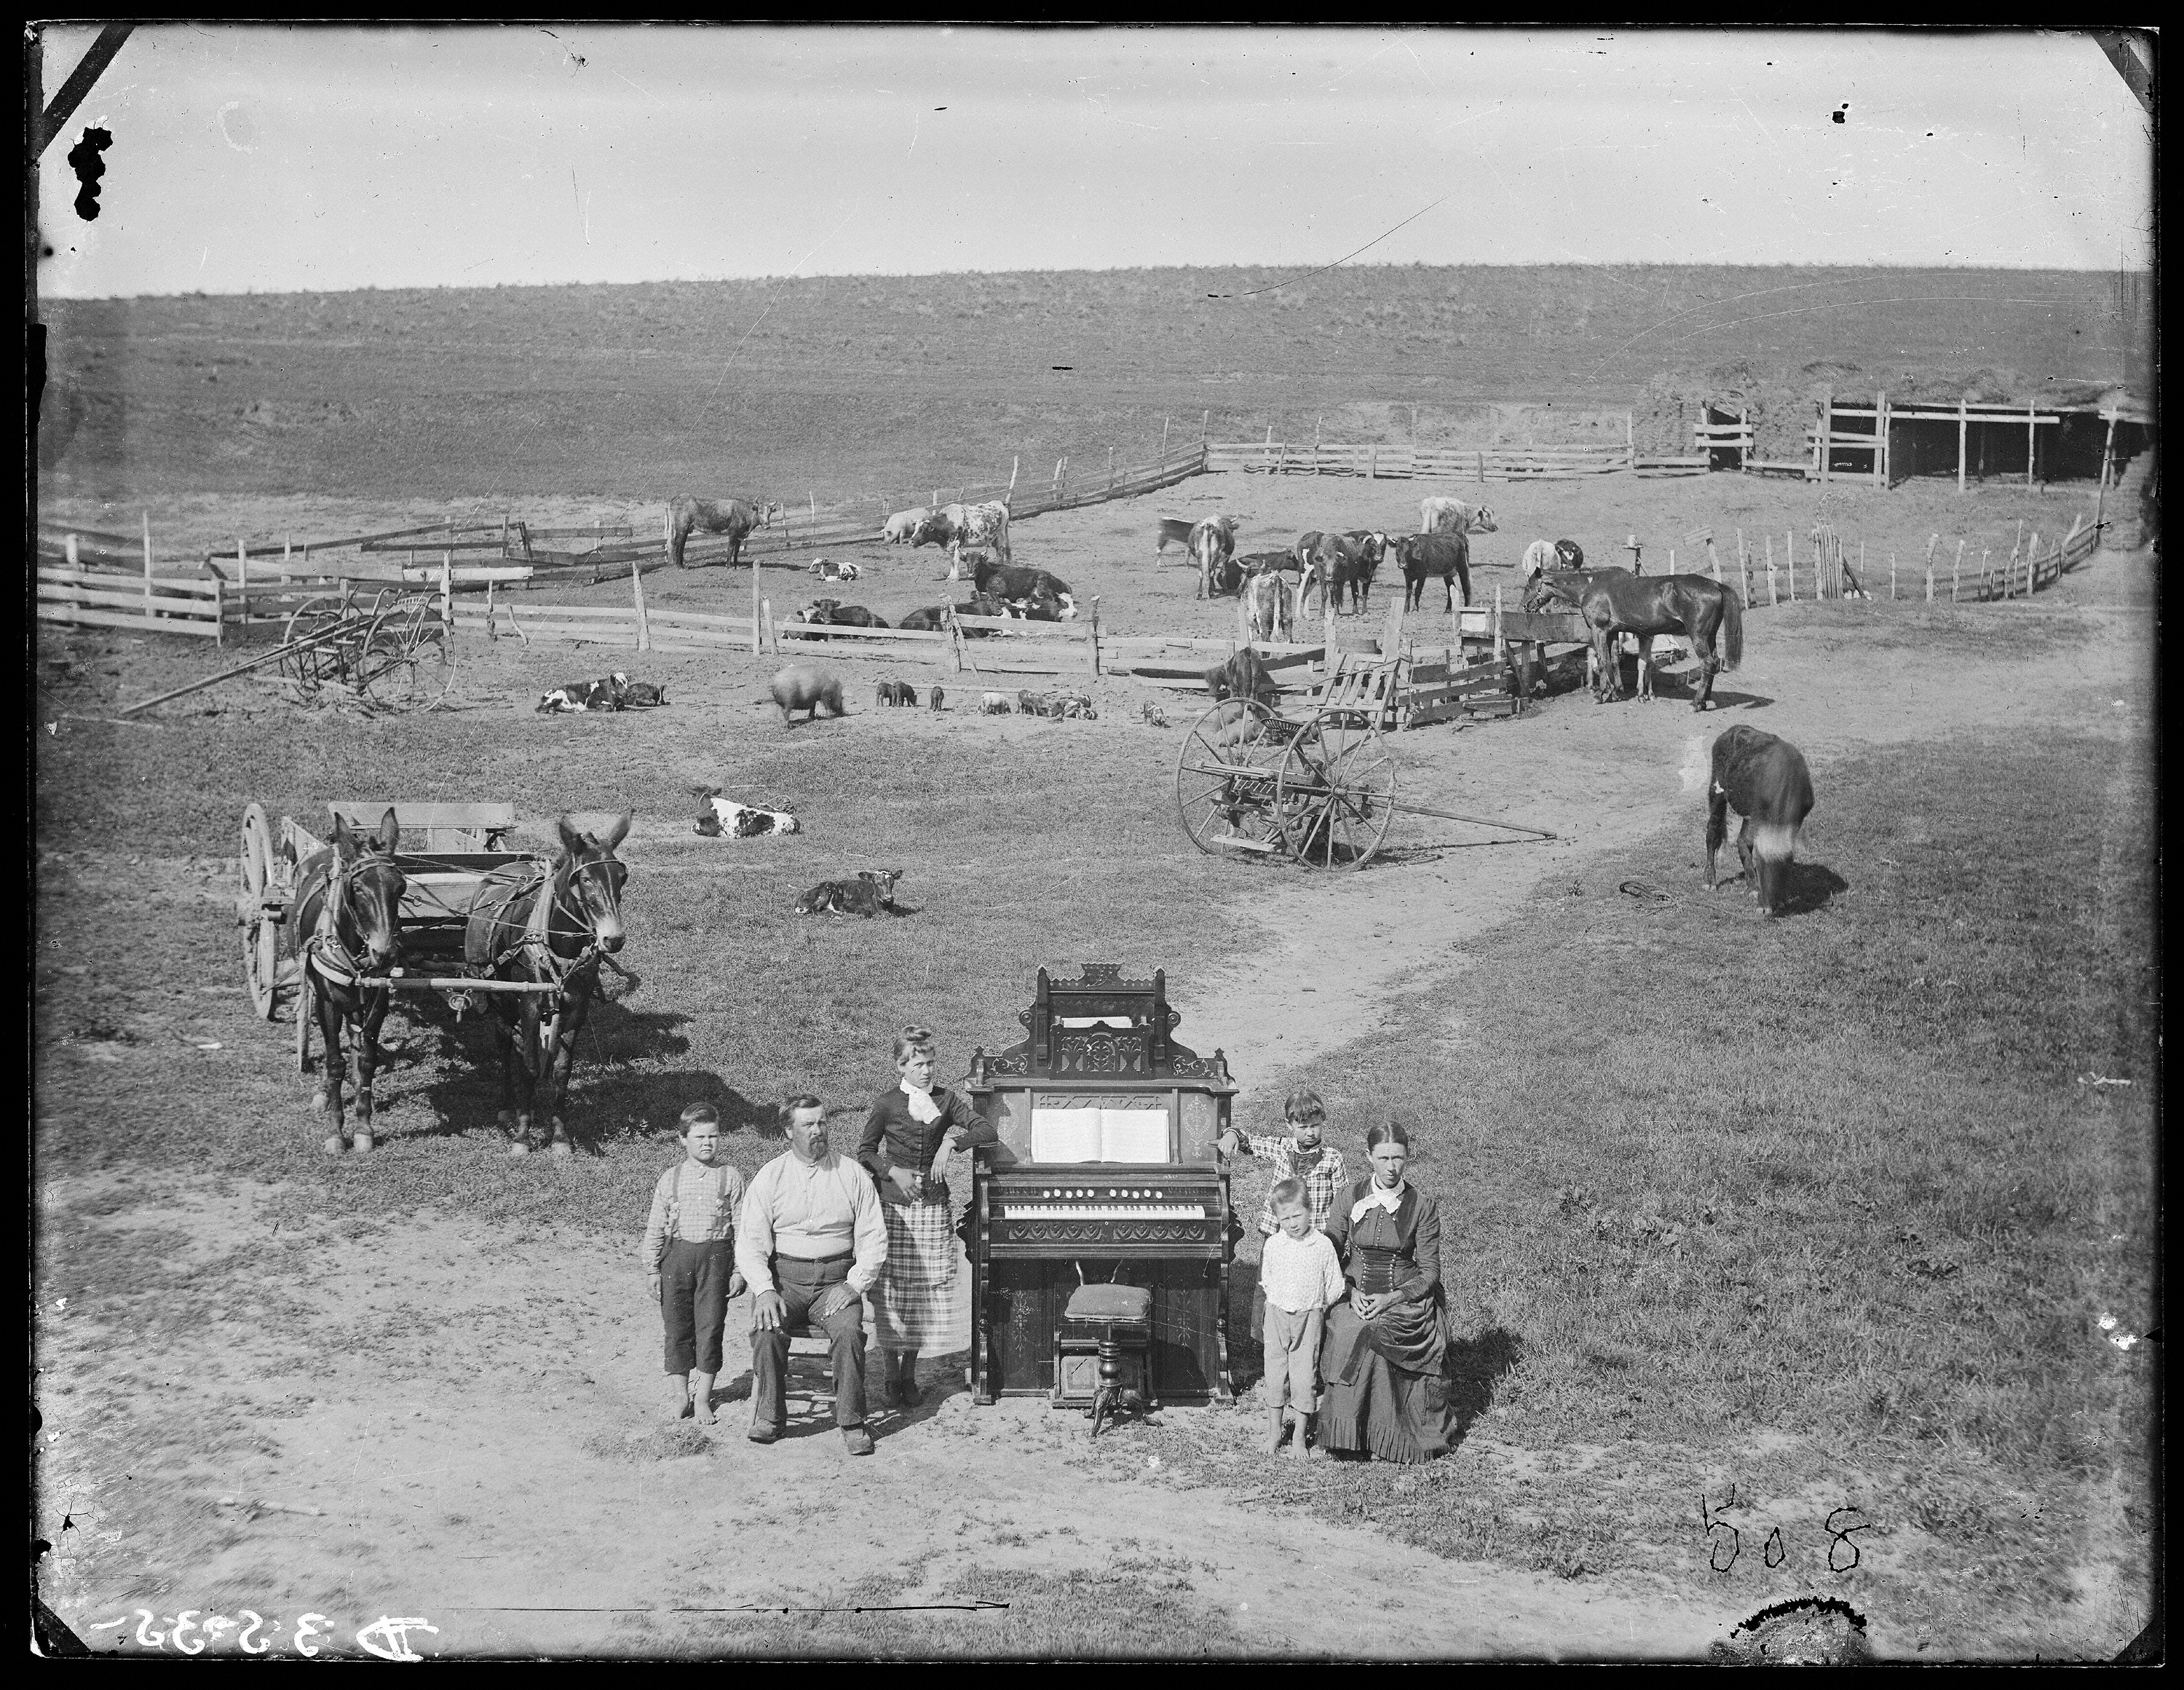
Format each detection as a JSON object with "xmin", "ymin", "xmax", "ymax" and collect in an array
[{"xmin": 303, "ymin": 850, "xmax": 394, "ymax": 1002}]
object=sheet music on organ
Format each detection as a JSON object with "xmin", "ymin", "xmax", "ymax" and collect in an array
[{"xmin": 1029, "ymin": 1093, "xmax": 1171, "ymax": 1162}]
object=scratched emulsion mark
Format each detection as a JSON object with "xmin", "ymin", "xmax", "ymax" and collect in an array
[{"xmin": 66, "ymin": 127, "xmax": 111, "ymax": 221}]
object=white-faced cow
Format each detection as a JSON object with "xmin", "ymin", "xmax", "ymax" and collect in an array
[
  {"xmin": 1420, "ymin": 497, "xmax": 1497, "ymax": 537},
  {"xmin": 1706, "ymin": 726, "xmax": 1814, "ymax": 916},
  {"xmin": 668, "ymin": 495, "xmax": 783, "ymax": 569},
  {"xmin": 911, "ymin": 500, "xmax": 1012, "ymax": 568}
]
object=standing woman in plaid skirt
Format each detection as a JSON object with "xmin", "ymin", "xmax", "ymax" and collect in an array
[{"xmin": 856, "ymin": 1026, "xmax": 995, "ymax": 1406}]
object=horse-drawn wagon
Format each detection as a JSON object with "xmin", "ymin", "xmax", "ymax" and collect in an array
[{"xmin": 236, "ymin": 799, "xmax": 631, "ymax": 1155}]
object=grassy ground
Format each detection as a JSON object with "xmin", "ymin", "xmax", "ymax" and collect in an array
[
  {"xmin": 39, "ymin": 264, "xmax": 2134, "ymax": 505},
  {"xmin": 33, "ymin": 687, "xmax": 1265, "ymax": 1232},
  {"xmin": 1077, "ymin": 720, "xmax": 2157, "ymax": 1651}
]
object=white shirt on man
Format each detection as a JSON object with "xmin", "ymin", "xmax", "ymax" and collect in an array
[{"xmin": 735, "ymin": 1148, "xmax": 888, "ymax": 1298}]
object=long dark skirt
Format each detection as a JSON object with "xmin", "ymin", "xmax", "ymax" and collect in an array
[{"xmin": 1317, "ymin": 1295, "xmax": 1457, "ymax": 1464}]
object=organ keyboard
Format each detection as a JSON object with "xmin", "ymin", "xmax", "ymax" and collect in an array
[{"xmin": 968, "ymin": 965, "xmax": 1238, "ymax": 1405}]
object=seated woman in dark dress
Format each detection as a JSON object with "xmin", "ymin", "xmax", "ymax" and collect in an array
[{"xmin": 1316, "ymin": 1121, "xmax": 1458, "ymax": 1464}]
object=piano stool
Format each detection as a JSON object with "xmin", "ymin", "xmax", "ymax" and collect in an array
[{"xmin": 1060, "ymin": 1282, "xmax": 1157, "ymax": 1437}]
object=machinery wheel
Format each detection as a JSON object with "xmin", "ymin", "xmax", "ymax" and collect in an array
[
  {"xmin": 1175, "ymin": 698, "xmax": 1287, "ymax": 857},
  {"xmin": 1277, "ymin": 727, "xmax": 1398, "ymax": 870}
]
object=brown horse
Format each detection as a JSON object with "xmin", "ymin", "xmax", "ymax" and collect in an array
[
  {"xmin": 668, "ymin": 496, "xmax": 783, "ymax": 569},
  {"xmin": 464, "ymin": 813, "xmax": 632, "ymax": 1156},
  {"xmin": 291, "ymin": 808, "xmax": 405, "ymax": 1154},
  {"xmin": 1579, "ymin": 573, "xmax": 1744, "ymax": 710}
]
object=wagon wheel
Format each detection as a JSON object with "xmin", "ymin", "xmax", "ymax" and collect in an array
[
  {"xmin": 1175, "ymin": 698, "xmax": 1289, "ymax": 856},
  {"xmin": 1276, "ymin": 723, "xmax": 1398, "ymax": 870},
  {"xmin": 238, "ymin": 802, "xmax": 280, "ymax": 1017},
  {"xmin": 355, "ymin": 594, "xmax": 448, "ymax": 702}
]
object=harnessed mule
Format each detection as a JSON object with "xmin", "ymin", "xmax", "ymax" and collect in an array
[
  {"xmin": 463, "ymin": 813, "xmax": 632, "ymax": 1156},
  {"xmin": 290, "ymin": 808, "xmax": 405, "ymax": 1154}
]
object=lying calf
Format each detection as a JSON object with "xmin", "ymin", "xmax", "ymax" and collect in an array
[
  {"xmin": 793, "ymin": 868, "xmax": 904, "ymax": 917},
  {"xmin": 536, "ymin": 672, "xmax": 670, "ymax": 714},
  {"xmin": 692, "ymin": 785, "xmax": 801, "ymax": 837}
]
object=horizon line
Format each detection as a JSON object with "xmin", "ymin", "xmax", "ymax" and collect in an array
[{"xmin": 38, "ymin": 257, "xmax": 2152, "ymax": 307}]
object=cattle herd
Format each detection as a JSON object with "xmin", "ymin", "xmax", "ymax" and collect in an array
[{"xmin": 664, "ymin": 483, "xmax": 1809, "ymax": 912}]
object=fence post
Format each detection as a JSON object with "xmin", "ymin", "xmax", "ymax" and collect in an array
[
  {"xmin": 1492, "ymin": 586, "xmax": 1505, "ymax": 662},
  {"xmin": 1476, "ymin": 450, "xmax": 1485, "ymax": 485},
  {"xmin": 486, "ymin": 579, "xmax": 498, "ymax": 641},
  {"xmin": 1952, "ymin": 541, "xmax": 1964, "ymax": 601},
  {"xmin": 440, "ymin": 552, "xmax": 454, "ymax": 639},
  {"xmin": 760, "ymin": 599, "xmax": 774, "ymax": 655},
  {"xmin": 1980, "ymin": 549, "xmax": 1990, "ymax": 598},
  {"xmin": 1160, "ymin": 416, "xmax": 1171, "ymax": 462},
  {"xmin": 1312, "ymin": 414, "xmax": 1321, "ymax": 475},
  {"xmin": 2027, "ymin": 533, "xmax": 2040, "ymax": 596},
  {"xmin": 2027, "ymin": 404, "xmax": 2036, "ymax": 488},
  {"xmin": 142, "ymin": 513, "xmax": 154, "ymax": 612},
  {"xmin": 1768, "ymin": 559, "xmax": 1778, "ymax": 606},
  {"xmin": 1088, "ymin": 597, "xmax": 1101, "ymax": 676},
  {"xmin": 750, "ymin": 548, "xmax": 761, "ymax": 654},
  {"xmin": 1739, "ymin": 544, "xmax": 1752, "ymax": 609},
  {"xmin": 1925, "ymin": 557, "xmax": 1934, "ymax": 602},
  {"xmin": 1008, "ymin": 457, "xmax": 1019, "ymax": 502},
  {"xmin": 1891, "ymin": 553, "xmax": 1898, "ymax": 601},
  {"xmin": 210, "ymin": 572, "xmax": 224, "ymax": 647},
  {"xmin": 630, "ymin": 553, "xmax": 651, "ymax": 652},
  {"xmin": 238, "ymin": 539, "xmax": 249, "ymax": 615},
  {"xmin": 1109, "ymin": 446, "xmax": 1116, "ymax": 491}
]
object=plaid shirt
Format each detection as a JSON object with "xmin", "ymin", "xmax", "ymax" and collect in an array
[
  {"xmin": 1238, "ymin": 1132, "xmax": 1346, "ymax": 1236},
  {"xmin": 640, "ymin": 1159, "xmax": 747, "ymax": 1271}
]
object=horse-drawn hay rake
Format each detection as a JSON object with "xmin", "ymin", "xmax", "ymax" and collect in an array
[
  {"xmin": 1174, "ymin": 695, "xmax": 1556, "ymax": 871},
  {"xmin": 274, "ymin": 588, "xmax": 448, "ymax": 706}
]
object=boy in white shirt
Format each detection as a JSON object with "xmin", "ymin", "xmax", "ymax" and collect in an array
[{"xmin": 1259, "ymin": 1177, "xmax": 1348, "ymax": 1458}]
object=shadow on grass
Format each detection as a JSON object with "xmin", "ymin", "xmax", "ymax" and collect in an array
[{"xmin": 1443, "ymin": 1324, "xmax": 1524, "ymax": 1448}]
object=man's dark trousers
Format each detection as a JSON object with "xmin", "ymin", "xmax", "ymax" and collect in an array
[{"xmin": 749, "ymin": 1252, "xmax": 866, "ymax": 1429}]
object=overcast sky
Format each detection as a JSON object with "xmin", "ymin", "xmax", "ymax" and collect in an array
[{"xmin": 34, "ymin": 25, "xmax": 2153, "ymax": 299}]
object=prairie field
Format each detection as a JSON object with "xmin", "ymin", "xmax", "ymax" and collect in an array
[{"xmin": 30, "ymin": 266, "xmax": 2158, "ymax": 1662}]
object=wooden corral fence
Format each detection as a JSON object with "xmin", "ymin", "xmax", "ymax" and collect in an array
[{"xmin": 1206, "ymin": 417, "xmax": 1709, "ymax": 482}]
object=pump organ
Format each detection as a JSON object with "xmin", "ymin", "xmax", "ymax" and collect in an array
[{"xmin": 967, "ymin": 965, "xmax": 1238, "ymax": 1405}]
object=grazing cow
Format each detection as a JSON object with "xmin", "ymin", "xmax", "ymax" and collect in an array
[
  {"xmin": 898, "ymin": 606, "xmax": 947, "ymax": 633},
  {"xmin": 793, "ymin": 868, "xmax": 904, "ymax": 919},
  {"xmin": 769, "ymin": 664, "xmax": 845, "ymax": 724},
  {"xmin": 876, "ymin": 679, "xmax": 919, "ymax": 708},
  {"xmin": 1706, "ymin": 726, "xmax": 1815, "ymax": 916},
  {"xmin": 980, "ymin": 692, "xmax": 1013, "ymax": 714},
  {"xmin": 1204, "ymin": 646, "xmax": 1278, "ymax": 709},
  {"xmin": 882, "ymin": 506, "xmax": 930, "ymax": 545},
  {"xmin": 692, "ymin": 786, "xmax": 801, "ymax": 837},
  {"xmin": 1157, "ymin": 517, "xmax": 1197, "ymax": 554},
  {"xmin": 1421, "ymin": 497, "xmax": 1497, "ymax": 536},
  {"xmin": 668, "ymin": 495, "xmax": 783, "ymax": 569},
  {"xmin": 929, "ymin": 687, "xmax": 946, "ymax": 711},
  {"xmin": 910, "ymin": 500, "xmax": 1012, "ymax": 567},
  {"xmin": 962, "ymin": 558, "xmax": 1078, "ymax": 617},
  {"xmin": 1396, "ymin": 532, "xmax": 1472, "ymax": 612},
  {"xmin": 1190, "ymin": 516, "xmax": 1241, "ymax": 601},
  {"xmin": 812, "ymin": 557, "xmax": 861, "ymax": 583}
]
